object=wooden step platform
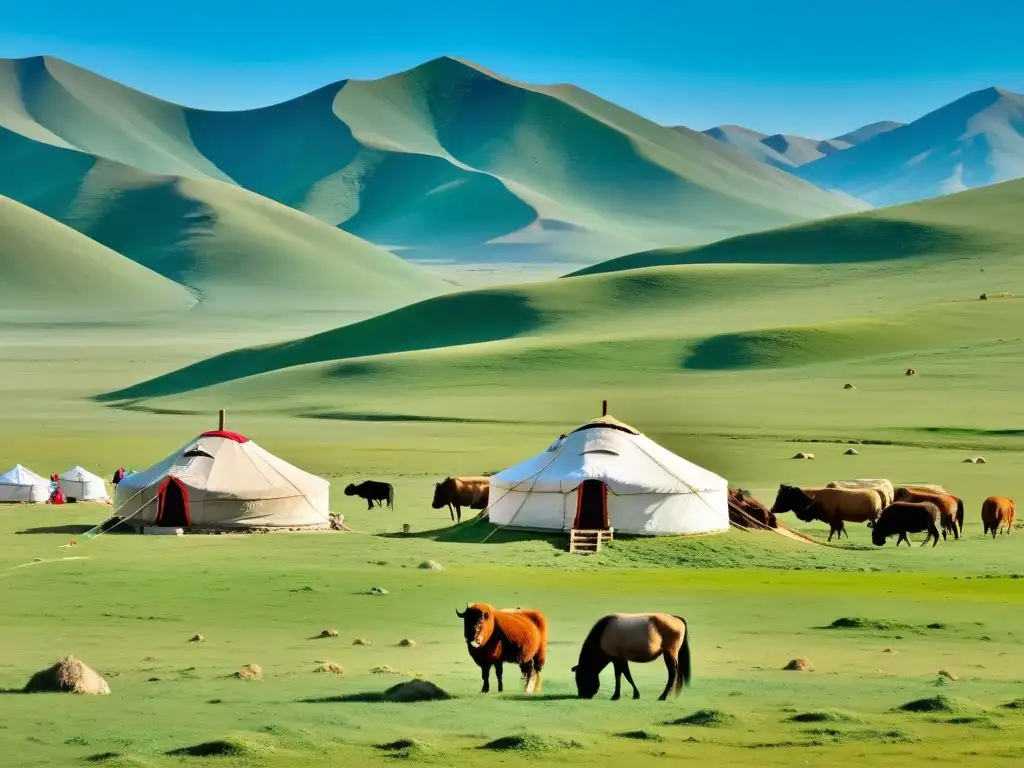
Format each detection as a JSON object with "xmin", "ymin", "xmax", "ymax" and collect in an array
[{"xmin": 568, "ymin": 528, "xmax": 614, "ymax": 554}]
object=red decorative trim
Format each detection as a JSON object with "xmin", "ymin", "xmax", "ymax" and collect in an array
[{"xmin": 198, "ymin": 430, "xmax": 249, "ymax": 443}]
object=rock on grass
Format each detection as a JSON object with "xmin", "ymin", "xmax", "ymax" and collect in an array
[
  {"xmin": 24, "ymin": 656, "xmax": 110, "ymax": 695},
  {"xmin": 318, "ymin": 629, "xmax": 339, "ymax": 638},
  {"xmin": 382, "ymin": 680, "xmax": 451, "ymax": 702},
  {"xmin": 188, "ymin": 634, "xmax": 205, "ymax": 643},
  {"xmin": 784, "ymin": 658, "xmax": 815, "ymax": 671},
  {"xmin": 418, "ymin": 560, "xmax": 443, "ymax": 571},
  {"xmin": 315, "ymin": 663, "xmax": 344, "ymax": 675},
  {"xmin": 233, "ymin": 664, "xmax": 262, "ymax": 681},
  {"xmin": 398, "ymin": 638, "xmax": 416, "ymax": 648}
]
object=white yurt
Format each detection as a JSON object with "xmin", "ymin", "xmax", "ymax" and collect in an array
[
  {"xmin": 488, "ymin": 412, "xmax": 729, "ymax": 536},
  {"xmin": 0, "ymin": 465, "xmax": 51, "ymax": 503},
  {"xmin": 58, "ymin": 466, "xmax": 109, "ymax": 502},
  {"xmin": 114, "ymin": 430, "xmax": 330, "ymax": 530}
]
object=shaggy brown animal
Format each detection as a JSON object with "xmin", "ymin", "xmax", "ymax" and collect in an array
[
  {"xmin": 727, "ymin": 489, "xmax": 777, "ymax": 529},
  {"xmin": 981, "ymin": 496, "xmax": 1016, "ymax": 538},
  {"xmin": 894, "ymin": 487, "xmax": 963, "ymax": 540},
  {"xmin": 23, "ymin": 656, "xmax": 110, "ymax": 694},
  {"xmin": 456, "ymin": 602, "xmax": 547, "ymax": 694},
  {"xmin": 432, "ymin": 477, "xmax": 489, "ymax": 523},
  {"xmin": 869, "ymin": 501, "xmax": 942, "ymax": 547}
]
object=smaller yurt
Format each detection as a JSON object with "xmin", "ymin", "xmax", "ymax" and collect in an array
[
  {"xmin": 58, "ymin": 466, "xmax": 109, "ymax": 502},
  {"xmin": 0, "ymin": 465, "xmax": 51, "ymax": 503},
  {"xmin": 488, "ymin": 409, "xmax": 729, "ymax": 537},
  {"xmin": 115, "ymin": 430, "xmax": 330, "ymax": 530}
]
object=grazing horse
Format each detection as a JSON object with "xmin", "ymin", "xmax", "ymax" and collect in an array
[
  {"xmin": 869, "ymin": 501, "xmax": 942, "ymax": 547},
  {"xmin": 981, "ymin": 496, "xmax": 1016, "ymax": 538},
  {"xmin": 893, "ymin": 487, "xmax": 962, "ymax": 540},
  {"xmin": 456, "ymin": 602, "xmax": 547, "ymax": 694},
  {"xmin": 826, "ymin": 478, "xmax": 895, "ymax": 508},
  {"xmin": 572, "ymin": 613, "xmax": 691, "ymax": 701},
  {"xmin": 770, "ymin": 484, "xmax": 881, "ymax": 541},
  {"xmin": 344, "ymin": 480, "xmax": 394, "ymax": 510},
  {"xmin": 432, "ymin": 477, "xmax": 489, "ymax": 523}
]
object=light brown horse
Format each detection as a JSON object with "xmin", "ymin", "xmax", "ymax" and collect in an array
[
  {"xmin": 771, "ymin": 484, "xmax": 882, "ymax": 541},
  {"xmin": 894, "ymin": 487, "xmax": 962, "ymax": 540},
  {"xmin": 981, "ymin": 496, "xmax": 1016, "ymax": 538},
  {"xmin": 827, "ymin": 478, "xmax": 895, "ymax": 507},
  {"xmin": 572, "ymin": 613, "xmax": 690, "ymax": 701}
]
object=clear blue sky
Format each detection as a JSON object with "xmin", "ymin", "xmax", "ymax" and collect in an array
[{"xmin": 2, "ymin": 0, "xmax": 1022, "ymax": 138}]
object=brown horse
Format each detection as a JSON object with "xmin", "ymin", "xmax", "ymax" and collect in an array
[
  {"xmin": 770, "ymin": 484, "xmax": 881, "ymax": 541},
  {"xmin": 981, "ymin": 496, "xmax": 1016, "ymax": 537},
  {"xmin": 572, "ymin": 613, "xmax": 691, "ymax": 701},
  {"xmin": 893, "ymin": 487, "xmax": 962, "ymax": 540}
]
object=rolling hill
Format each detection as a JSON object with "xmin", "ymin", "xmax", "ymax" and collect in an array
[
  {"xmin": 568, "ymin": 177, "xmax": 1024, "ymax": 276},
  {"xmin": 699, "ymin": 121, "xmax": 903, "ymax": 169},
  {"xmin": 0, "ymin": 193, "xmax": 193, "ymax": 313},
  {"xmin": 0, "ymin": 55, "xmax": 865, "ymax": 266},
  {"xmin": 97, "ymin": 175, "xmax": 1024, "ymax": 412},
  {"xmin": 0, "ymin": 123, "xmax": 448, "ymax": 311},
  {"xmin": 796, "ymin": 87, "xmax": 1024, "ymax": 206}
]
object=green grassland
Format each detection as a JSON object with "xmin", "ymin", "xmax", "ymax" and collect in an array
[
  {"xmin": 1, "ymin": 135, "xmax": 1024, "ymax": 766},
  {"xmin": 0, "ymin": 55, "xmax": 863, "ymax": 266}
]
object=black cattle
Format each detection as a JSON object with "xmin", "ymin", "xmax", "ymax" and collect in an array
[
  {"xmin": 344, "ymin": 481, "xmax": 394, "ymax": 510},
  {"xmin": 869, "ymin": 501, "xmax": 941, "ymax": 547}
]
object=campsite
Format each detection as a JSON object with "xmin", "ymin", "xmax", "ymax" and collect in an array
[{"xmin": 2, "ymin": 32, "xmax": 1024, "ymax": 768}]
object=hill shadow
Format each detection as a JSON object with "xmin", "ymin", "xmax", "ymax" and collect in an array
[
  {"xmin": 15, "ymin": 524, "xmax": 96, "ymax": 535},
  {"xmin": 300, "ymin": 692, "xmax": 386, "ymax": 704},
  {"xmin": 376, "ymin": 517, "xmax": 565, "ymax": 549}
]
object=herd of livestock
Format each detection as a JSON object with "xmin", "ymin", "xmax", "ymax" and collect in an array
[{"xmin": 732, "ymin": 479, "xmax": 1017, "ymax": 546}]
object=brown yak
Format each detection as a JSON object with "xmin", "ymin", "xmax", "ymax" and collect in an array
[
  {"xmin": 770, "ymin": 484, "xmax": 881, "ymax": 541},
  {"xmin": 456, "ymin": 602, "xmax": 547, "ymax": 694},
  {"xmin": 728, "ymin": 489, "xmax": 777, "ymax": 529},
  {"xmin": 894, "ymin": 487, "xmax": 963, "ymax": 540},
  {"xmin": 981, "ymin": 496, "xmax": 1016, "ymax": 538},
  {"xmin": 432, "ymin": 476, "xmax": 489, "ymax": 523}
]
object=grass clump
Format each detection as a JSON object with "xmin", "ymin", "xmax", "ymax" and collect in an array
[
  {"xmin": 898, "ymin": 695, "xmax": 979, "ymax": 715},
  {"xmin": 480, "ymin": 732, "xmax": 584, "ymax": 753},
  {"xmin": 668, "ymin": 709, "xmax": 737, "ymax": 727},
  {"xmin": 376, "ymin": 738, "xmax": 447, "ymax": 762},
  {"xmin": 166, "ymin": 737, "xmax": 266, "ymax": 758},
  {"xmin": 826, "ymin": 617, "xmax": 910, "ymax": 631},
  {"xmin": 616, "ymin": 729, "xmax": 665, "ymax": 742},
  {"xmin": 947, "ymin": 716, "xmax": 1001, "ymax": 729},
  {"xmin": 1000, "ymin": 699, "xmax": 1024, "ymax": 710},
  {"xmin": 788, "ymin": 710, "xmax": 861, "ymax": 724}
]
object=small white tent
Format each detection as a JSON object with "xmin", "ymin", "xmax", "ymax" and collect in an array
[
  {"xmin": 114, "ymin": 430, "xmax": 330, "ymax": 530},
  {"xmin": 488, "ymin": 415, "xmax": 729, "ymax": 536},
  {"xmin": 58, "ymin": 466, "xmax": 108, "ymax": 502},
  {"xmin": 0, "ymin": 465, "xmax": 51, "ymax": 503}
]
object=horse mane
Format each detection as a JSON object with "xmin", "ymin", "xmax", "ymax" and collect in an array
[{"xmin": 578, "ymin": 615, "xmax": 613, "ymax": 667}]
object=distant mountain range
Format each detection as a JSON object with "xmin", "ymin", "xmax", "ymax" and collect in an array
[
  {"xmin": 0, "ymin": 54, "xmax": 862, "ymax": 303},
  {"xmin": 700, "ymin": 87, "xmax": 1024, "ymax": 207}
]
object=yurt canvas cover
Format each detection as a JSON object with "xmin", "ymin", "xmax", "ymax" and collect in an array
[
  {"xmin": 58, "ymin": 466, "xmax": 108, "ymax": 501},
  {"xmin": 114, "ymin": 431, "xmax": 330, "ymax": 529},
  {"xmin": 488, "ymin": 417, "xmax": 728, "ymax": 536},
  {"xmin": 0, "ymin": 465, "xmax": 51, "ymax": 503}
]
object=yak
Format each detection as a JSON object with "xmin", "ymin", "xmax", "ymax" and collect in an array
[
  {"xmin": 869, "ymin": 501, "xmax": 942, "ymax": 547},
  {"xmin": 432, "ymin": 476, "xmax": 489, "ymax": 523},
  {"xmin": 344, "ymin": 480, "xmax": 394, "ymax": 510},
  {"xmin": 455, "ymin": 602, "xmax": 547, "ymax": 694}
]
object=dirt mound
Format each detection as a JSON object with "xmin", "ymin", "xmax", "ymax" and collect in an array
[
  {"xmin": 353, "ymin": 638, "xmax": 372, "ymax": 646},
  {"xmin": 234, "ymin": 664, "xmax": 262, "ymax": 680},
  {"xmin": 23, "ymin": 656, "xmax": 111, "ymax": 694},
  {"xmin": 188, "ymin": 634, "xmax": 205, "ymax": 643},
  {"xmin": 398, "ymin": 638, "xmax": 416, "ymax": 647},
  {"xmin": 166, "ymin": 737, "xmax": 264, "ymax": 758},
  {"xmin": 825, "ymin": 617, "xmax": 909, "ymax": 631},
  {"xmin": 789, "ymin": 710, "xmax": 861, "ymax": 723},
  {"xmin": 668, "ymin": 709, "xmax": 737, "ymax": 727},
  {"xmin": 315, "ymin": 663, "xmax": 344, "ymax": 675},
  {"xmin": 318, "ymin": 629, "xmax": 339, "ymax": 638},
  {"xmin": 616, "ymin": 729, "xmax": 665, "ymax": 741},
  {"xmin": 382, "ymin": 679, "xmax": 451, "ymax": 702},
  {"xmin": 418, "ymin": 560, "xmax": 444, "ymax": 571},
  {"xmin": 784, "ymin": 658, "xmax": 815, "ymax": 671},
  {"xmin": 898, "ymin": 695, "xmax": 979, "ymax": 714},
  {"xmin": 480, "ymin": 733, "xmax": 584, "ymax": 753}
]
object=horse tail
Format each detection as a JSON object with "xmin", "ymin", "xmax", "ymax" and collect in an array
[
  {"xmin": 674, "ymin": 616, "xmax": 691, "ymax": 692},
  {"xmin": 388, "ymin": 484, "xmax": 395, "ymax": 509},
  {"xmin": 955, "ymin": 497, "xmax": 964, "ymax": 532}
]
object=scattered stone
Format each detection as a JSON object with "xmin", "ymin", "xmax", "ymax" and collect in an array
[
  {"xmin": 845, "ymin": 448, "xmax": 859, "ymax": 455},
  {"xmin": 793, "ymin": 452, "xmax": 816, "ymax": 460},
  {"xmin": 147, "ymin": 677, "xmax": 160, "ymax": 682},
  {"xmin": 975, "ymin": 456, "xmax": 987, "ymax": 464},
  {"xmin": 382, "ymin": 679, "xmax": 450, "ymax": 702},
  {"xmin": 980, "ymin": 293, "xmax": 988, "ymax": 300},
  {"xmin": 370, "ymin": 665, "xmax": 399, "ymax": 675},
  {"xmin": 353, "ymin": 638, "xmax": 372, "ymax": 646},
  {"xmin": 905, "ymin": 368, "xmax": 917, "ymax": 376},
  {"xmin": 315, "ymin": 663, "xmax": 345, "ymax": 675},
  {"xmin": 189, "ymin": 634, "xmax": 205, "ymax": 643},
  {"xmin": 23, "ymin": 656, "xmax": 111, "ymax": 695},
  {"xmin": 368, "ymin": 586, "xmax": 389, "ymax": 596},
  {"xmin": 318, "ymin": 629, "xmax": 339, "ymax": 638},
  {"xmin": 963, "ymin": 458, "xmax": 977, "ymax": 463},
  {"xmin": 398, "ymin": 638, "xmax": 416, "ymax": 648},
  {"xmin": 401, "ymin": 524, "xmax": 411, "ymax": 533},
  {"xmin": 233, "ymin": 664, "xmax": 262, "ymax": 681},
  {"xmin": 784, "ymin": 658, "xmax": 815, "ymax": 672},
  {"xmin": 843, "ymin": 383, "xmax": 856, "ymax": 390},
  {"xmin": 418, "ymin": 560, "xmax": 444, "ymax": 571}
]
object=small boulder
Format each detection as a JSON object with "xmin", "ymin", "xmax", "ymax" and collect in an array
[
  {"xmin": 905, "ymin": 368, "xmax": 917, "ymax": 376},
  {"xmin": 189, "ymin": 634, "xmax": 205, "ymax": 643},
  {"xmin": 318, "ymin": 629, "xmax": 339, "ymax": 638},
  {"xmin": 418, "ymin": 560, "xmax": 443, "ymax": 571},
  {"xmin": 975, "ymin": 456, "xmax": 987, "ymax": 464},
  {"xmin": 353, "ymin": 638, "xmax": 372, "ymax": 646},
  {"xmin": 23, "ymin": 656, "xmax": 110, "ymax": 695},
  {"xmin": 370, "ymin": 665, "xmax": 399, "ymax": 675},
  {"xmin": 843, "ymin": 383, "xmax": 856, "ymax": 390},
  {"xmin": 382, "ymin": 679, "xmax": 451, "ymax": 702},
  {"xmin": 784, "ymin": 658, "xmax": 815, "ymax": 672},
  {"xmin": 368, "ymin": 586, "xmax": 389, "ymax": 596},
  {"xmin": 963, "ymin": 457, "xmax": 977, "ymax": 463},
  {"xmin": 315, "ymin": 663, "xmax": 345, "ymax": 675},
  {"xmin": 398, "ymin": 638, "xmax": 416, "ymax": 648},
  {"xmin": 792, "ymin": 452, "xmax": 815, "ymax": 460},
  {"xmin": 844, "ymin": 448, "xmax": 858, "ymax": 456}
]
